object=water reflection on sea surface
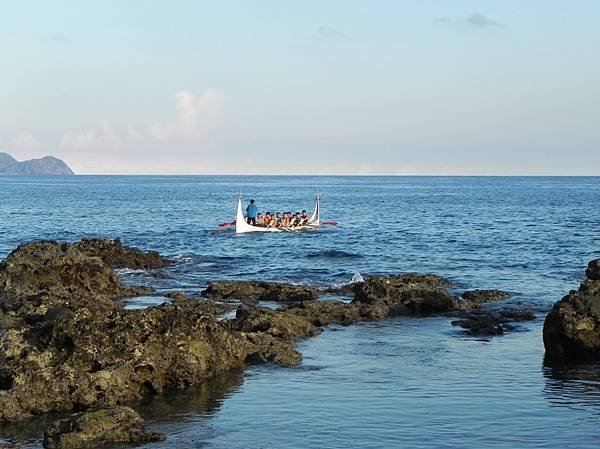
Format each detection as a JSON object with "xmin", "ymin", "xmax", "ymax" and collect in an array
[{"xmin": 544, "ymin": 363, "xmax": 600, "ymax": 412}]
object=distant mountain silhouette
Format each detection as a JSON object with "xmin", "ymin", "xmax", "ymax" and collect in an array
[
  {"xmin": 0, "ymin": 152, "xmax": 18, "ymax": 170},
  {"xmin": 0, "ymin": 152, "xmax": 74, "ymax": 175}
]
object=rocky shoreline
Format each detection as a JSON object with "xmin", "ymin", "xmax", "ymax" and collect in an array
[{"xmin": 0, "ymin": 237, "xmax": 568, "ymax": 448}]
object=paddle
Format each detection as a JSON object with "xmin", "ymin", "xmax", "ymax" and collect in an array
[
  {"xmin": 322, "ymin": 221, "xmax": 338, "ymax": 226},
  {"xmin": 218, "ymin": 221, "xmax": 235, "ymax": 228}
]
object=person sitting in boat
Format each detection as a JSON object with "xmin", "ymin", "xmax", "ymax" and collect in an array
[
  {"xmin": 300, "ymin": 210, "xmax": 309, "ymax": 225},
  {"xmin": 287, "ymin": 212, "xmax": 295, "ymax": 227},
  {"xmin": 269, "ymin": 212, "xmax": 281, "ymax": 228},
  {"xmin": 280, "ymin": 212, "xmax": 289, "ymax": 228},
  {"xmin": 256, "ymin": 213, "xmax": 264, "ymax": 226},
  {"xmin": 292, "ymin": 212, "xmax": 302, "ymax": 227},
  {"xmin": 263, "ymin": 212, "xmax": 272, "ymax": 227},
  {"xmin": 246, "ymin": 199, "xmax": 258, "ymax": 225}
]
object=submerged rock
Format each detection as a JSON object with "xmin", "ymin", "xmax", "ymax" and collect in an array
[
  {"xmin": 544, "ymin": 259, "xmax": 600, "ymax": 363},
  {"xmin": 202, "ymin": 281, "xmax": 319, "ymax": 302},
  {"xmin": 73, "ymin": 238, "xmax": 172, "ymax": 269},
  {"xmin": 452, "ymin": 310, "xmax": 535, "ymax": 336},
  {"xmin": 43, "ymin": 406, "xmax": 164, "ymax": 449},
  {"xmin": 461, "ymin": 290, "xmax": 510, "ymax": 305}
]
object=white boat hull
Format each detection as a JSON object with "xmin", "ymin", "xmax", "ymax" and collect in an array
[{"xmin": 235, "ymin": 195, "xmax": 320, "ymax": 234}]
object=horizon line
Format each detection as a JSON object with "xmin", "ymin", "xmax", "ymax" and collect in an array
[{"xmin": 6, "ymin": 173, "xmax": 600, "ymax": 177}]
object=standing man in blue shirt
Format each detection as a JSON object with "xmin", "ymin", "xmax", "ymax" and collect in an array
[{"xmin": 246, "ymin": 199, "xmax": 258, "ymax": 225}]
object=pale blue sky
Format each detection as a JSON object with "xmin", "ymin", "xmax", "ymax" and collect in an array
[{"xmin": 1, "ymin": 1, "xmax": 599, "ymax": 174}]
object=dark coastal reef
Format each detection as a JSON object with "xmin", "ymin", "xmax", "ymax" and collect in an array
[
  {"xmin": 544, "ymin": 259, "xmax": 600, "ymax": 363},
  {"xmin": 0, "ymin": 238, "xmax": 527, "ymax": 447},
  {"xmin": 452, "ymin": 310, "xmax": 535, "ymax": 336},
  {"xmin": 73, "ymin": 238, "xmax": 173, "ymax": 269},
  {"xmin": 0, "ymin": 239, "xmax": 248, "ymax": 425},
  {"xmin": 202, "ymin": 281, "xmax": 319, "ymax": 302}
]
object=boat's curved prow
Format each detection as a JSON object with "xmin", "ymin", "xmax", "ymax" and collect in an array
[
  {"xmin": 235, "ymin": 197, "xmax": 280, "ymax": 234},
  {"xmin": 308, "ymin": 194, "xmax": 320, "ymax": 226}
]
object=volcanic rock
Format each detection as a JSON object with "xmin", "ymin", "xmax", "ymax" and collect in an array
[
  {"xmin": 0, "ymin": 241, "xmax": 147, "ymax": 319},
  {"xmin": 586, "ymin": 259, "xmax": 600, "ymax": 281},
  {"xmin": 43, "ymin": 406, "xmax": 164, "ymax": 449},
  {"xmin": 0, "ymin": 299, "xmax": 249, "ymax": 422},
  {"xmin": 73, "ymin": 238, "xmax": 172, "ymax": 269},
  {"xmin": 0, "ymin": 240, "xmax": 250, "ymax": 423},
  {"xmin": 352, "ymin": 274, "xmax": 458, "ymax": 315},
  {"xmin": 202, "ymin": 281, "xmax": 319, "ymax": 302},
  {"xmin": 544, "ymin": 259, "xmax": 600, "ymax": 363},
  {"xmin": 452, "ymin": 310, "xmax": 535, "ymax": 336},
  {"xmin": 461, "ymin": 289, "xmax": 510, "ymax": 305},
  {"xmin": 285, "ymin": 300, "xmax": 364, "ymax": 326},
  {"xmin": 167, "ymin": 291, "xmax": 189, "ymax": 301},
  {"xmin": 242, "ymin": 333, "xmax": 303, "ymax": 366},
  {"xmin": 229, "ymin": 307, "xmax": 320, "ymax": 340}
]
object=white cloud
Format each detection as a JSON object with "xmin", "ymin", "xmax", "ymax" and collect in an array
[
  {"xmin": 59, "ymin": 88, "xmax": 223, "ymax": 151},
  {"xmin": 436, "ymin": 13, "xmax": 504, "ymax": 29}
]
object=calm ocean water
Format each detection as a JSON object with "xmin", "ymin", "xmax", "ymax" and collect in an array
[{"xmin": 1, "ymin": 175, "xmax": 600, "ymax": 448}]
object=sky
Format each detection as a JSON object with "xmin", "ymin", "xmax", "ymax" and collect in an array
[{"xmin": 1, "ymin": 0, "xmax": 599, "ymax": 175}]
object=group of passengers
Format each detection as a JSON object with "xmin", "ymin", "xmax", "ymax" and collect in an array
[{"xmin": 245, "ymin": 199, "xmax": 310, "ymax": 228}]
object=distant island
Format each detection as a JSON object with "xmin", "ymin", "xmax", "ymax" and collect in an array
[{"xmin": 0, "ymin": 152, "xmax": 74, "ymax": 175}]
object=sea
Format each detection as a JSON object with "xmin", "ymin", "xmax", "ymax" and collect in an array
[{"xmin": 1, "ymin": 175, "xmax": 600, "ymax": 448}]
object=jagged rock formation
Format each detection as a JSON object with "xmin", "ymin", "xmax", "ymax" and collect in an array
[
  {"xmin": 544, "ymin": 259, "xmax": 600, "ymax": 363},
  {"xmin": 73, "ymin": 238, "xmax": 172, "ymax": 269},
  {"xmin": 0, "ymin": 240, "xmax": 248, "ymax": 423}
]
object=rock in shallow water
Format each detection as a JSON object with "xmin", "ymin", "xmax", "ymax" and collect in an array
[
  {"xmin": 230, "ymin": 307, "xmax": 320, "ymax": 340},
  {"xmin": 452, "ymin": 310, "xmax": 535, "ymax": 336},
  {"xmin": 461, "ymin": 289, "xmax": 510, "ymax": 305},
  {"xmin": 352, "ymin": 274, "xmax": 458, "ymax": 315},
  {"xmin": 202, "ymin": 281, "xmax": 319, "ymax": 302},
  {"xmin": 544, "ymin": 259, "xmax": 600, "ymax": 363},
  {"xmin": 43, "ymin": 406, "xmax": 164, "ymax": 449}
]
